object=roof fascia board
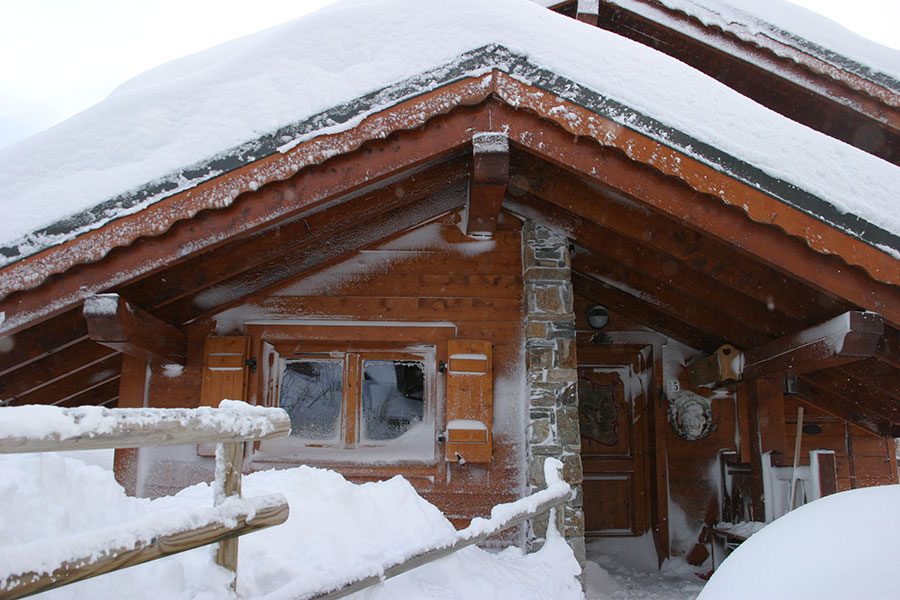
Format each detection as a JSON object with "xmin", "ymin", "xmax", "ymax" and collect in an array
[
  {"xmin": 2, "ymin": 46, "xmax": 899, "ymax": 337},
  {"xmin": 2, "ymin": 44, "xmax": 897, "ymax": 279}
]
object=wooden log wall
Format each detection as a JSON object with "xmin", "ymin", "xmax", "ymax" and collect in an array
[
  {"xmin": 133, "ymin": 210, "xmax": 526, "ymax": 531},
  {"xmin": 783, "ymin": 397, "xmax": 898, "ymax": 492}
]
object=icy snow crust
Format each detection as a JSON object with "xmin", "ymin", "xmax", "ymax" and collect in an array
[
  {"xmin": 0, "ymin": 453, "xmax": 582, "ymax": 599},
  {"xmin": 699, "ymin": 485, "xmax": 900, "ymax": 600},
  {"xmin": 650, "ymin": 0, "xmax": 900, "ymax": 86},
  {"xmin": 1, "ymin": 0, "xmax": 899, "ymax": 267}
]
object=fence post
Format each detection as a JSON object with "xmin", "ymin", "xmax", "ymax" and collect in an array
[{"xmin": 215, "ymin": 441, "xmax": 245, "ymax": 586}]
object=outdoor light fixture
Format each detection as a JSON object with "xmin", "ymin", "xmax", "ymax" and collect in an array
[{"xmin": 586, "ymin": 305, "xmax": 610, "ymax": 330}]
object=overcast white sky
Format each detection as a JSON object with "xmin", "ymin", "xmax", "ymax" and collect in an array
[{"xmin": 0, "ymin": 0, "xmax": 898, "ymax": 149}]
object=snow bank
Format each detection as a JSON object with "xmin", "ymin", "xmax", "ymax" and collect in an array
[
  {"xmin": 0, "ymin": 0, "xmax": 898, "ymax": 266},
  {"xmin": 698, "ymin": 485, "xmax": 900, "ymax": 600},
  {"xmin": 0, "ymin": 453, "xmax": 583, "ymax": 599}
]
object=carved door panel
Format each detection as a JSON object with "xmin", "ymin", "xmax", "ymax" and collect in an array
[{"xmin": 579, "ymin": 366, "xmax": 648, "ymax": 537}]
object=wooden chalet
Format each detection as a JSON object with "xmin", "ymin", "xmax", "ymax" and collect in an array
[{"xmin": 1, "ymin": 0, "xmax": 898, "ymax": 571}]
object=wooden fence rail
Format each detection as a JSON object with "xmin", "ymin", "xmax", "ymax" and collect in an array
[{"xmin": 0, "ymin": 403, "xmax": 291, "ymax": 600}]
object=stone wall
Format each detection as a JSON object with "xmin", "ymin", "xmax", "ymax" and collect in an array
[{"xmin": 522, "ymin": 222, "xmax": 585, "ymax": 568}]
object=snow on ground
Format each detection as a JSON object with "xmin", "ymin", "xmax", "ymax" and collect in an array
[
  {"xmin": 584, "ymin": 535, "xmax": 705, "ymax": 600},
  {"xmin": 1, "ymin": 0, "xmax": 898, "ymax": 265},
  {"xmin": 0, "ymin": 452, "xmax": 582, "ymax": 599},
  {"xmin": 698, "ymin": 484, "xmax": 900, "ymax": 600},
  {"xmin": 585, "ymin": 556, "xmax": 704, "ymax": 600}
]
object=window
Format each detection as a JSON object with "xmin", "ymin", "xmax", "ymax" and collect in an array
[{"xmin": 256, "ymin": 344, "xmax": 437, "ymax": 463}]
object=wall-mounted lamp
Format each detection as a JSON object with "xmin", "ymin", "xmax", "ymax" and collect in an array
[{"xmin": 586, "ymin": 305, "xmax": 610, "ymax": 330}]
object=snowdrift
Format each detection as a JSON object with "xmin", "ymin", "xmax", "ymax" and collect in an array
[{"xmin": 0, "ymin": 453, "xmax": 582, "ymax": 599}]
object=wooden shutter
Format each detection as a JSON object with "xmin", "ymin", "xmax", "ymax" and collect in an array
[
  {"xmin": 445, "ymin": 340, "xmax": 492, "ymax": 463},
  {"xmin": 200, "ymin": 337, "xmax": 251, "ymax": 407}
]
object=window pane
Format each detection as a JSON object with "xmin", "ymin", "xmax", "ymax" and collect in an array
[
  {"xmin": 361, "ymin": 360, "xmax": 425, "ymax": 441},
  {"xmin": 280, "ymin": 360, "xmax": 343, "ymax": 441}
]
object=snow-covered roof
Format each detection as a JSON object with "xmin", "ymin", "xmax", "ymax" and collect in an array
[
  {"xmin": 648, "ymin": 0, "xmax": 900, "ymax": 87},
  {"xmin": 1, "ymin": 0, "xmax": 899, "ymax": 268}
]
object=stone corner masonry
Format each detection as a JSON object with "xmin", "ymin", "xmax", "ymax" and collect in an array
[{"xmin": 522, "ymin": 221, "xmax": 585, "ymax": 568}]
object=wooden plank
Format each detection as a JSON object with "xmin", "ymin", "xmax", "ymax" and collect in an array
[
  {"xmin": 744, "ymin": 381, "xmax": 766, "ymax": 522},
  {"xmin": 84, "ymin": 294, "xmax": 186, "ymax": 365},
  {"xmin": 496, "ymin": 99, "xmax": 900, "ymax": 321},
  {"xmin": 465, "ymin": 132, "xmax": 509, "ymax": 236},
  {"xmin": 508, "ymin": 157, "xmax": 846, "ymax": 323},
  {"xmin": 496, "ymin": 79, "xmax": 900, "ymax": 292},
  {"xmin": 572, "ymin": 270, "xmax": 719, "ymax": 351},
  {"xmin": 796, "ymin": 378, "xmax": 895, "ymax": 438},
  {"xmin": 0, "ymin": 405, "xmax": 290, "ymax": 453},
  {"xmin": 755, "ymin": 378, "xmax": 787, "ymax": 456},
  {"xmin": 272, "ymin": 273, "xmax": 524, "ymax": 300},
  {"xmin": 246, "ymin": 323, "xmax": 457, "ymax": 345},
  {"xmin": 574, "ymin": 249, "xmax": 764, "ymax": 349},
  {"xmin": 9, "ymin": 355, "xmax": 122, "ymax": 407},
  {"xmin": 1, "ymin": 498, "xmax": 288, "ymax": 600},
  {"xmin": 0, "ymin": 308, "xmax": 88, "ymax": 377},
  {"xmin": 0, "ymin": 340, "xmax": 117, "ymax": 401},
  {"xmin": 115, "ymin": 354, "xmax": 147, "ymax": 495},
  {"xmin": 214, "ymin": 441, "xmax": 245, "ymax": 580},
  {"xmin": 742, "ymin": 312, "xmax": 884, "ymax": 380},
  {"xmin": 56, "ymin": 380, "xmax": 119, "ymax": 409},
  {"xmin": 119, "ymin": 158, "xmax": 470, "ymax": 312},
  {"xmin": 242, "ymin": 296, "xmax": 524, "ymax": 323},
  {"xmin": 815, "ymin": 452, "xmax": 839, "ymax": 497},
  {"xmin": 158, "ymin": 188, "xmax": 467, "ymax": 324},
  {"xmin": 803, "ymin": 369, "xmax": 900, "ymax": 423}
]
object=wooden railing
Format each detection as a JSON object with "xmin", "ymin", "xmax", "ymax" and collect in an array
[
  {"xmin": 274, "ymin": 457, "xmax": 573, "ymax": 600},
  {"xmin": 0, "ymin": 402, "xmax": 291, "ymax": 600}
]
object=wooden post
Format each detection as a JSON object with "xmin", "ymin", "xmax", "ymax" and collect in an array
[
  {"xmin": 214, "ymin": 441, "xmax": 245, "ymax": 584},
  {"xmin": 114, "ymin": 355, "xmax": 147, "ymax": 496}
]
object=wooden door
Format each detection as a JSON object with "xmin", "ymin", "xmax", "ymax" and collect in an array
[{"xmin": 579, "ymin": 365, "xmax": 649, "ymax": 537}]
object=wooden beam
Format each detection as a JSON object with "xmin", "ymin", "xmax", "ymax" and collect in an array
[
  {"xmin": 508, "ymin": 151, "xmax": 847, "ymax": 323},
  {"xmin": 1, "ymin": 498, "xmax": 288, "ymax": 600},
  {"xmin": 0, "ymin": 308, "xmax": 87, "ymax": 377},
  {"xmin": 0, "ymin": 99, "xmax": 489, "ymax": 337},
  {"xmin": 494, "ymin": 94, "xmax": 900, "ymax": 320},
  {"xmin": 575, "ymin": 0, "xmax": 599, "ymax": 25},
  {"xmin": 796, "ymin": 379, "xmax": 895, "ymax": 439},
  {"xmin": 742, "ymin": 312, "xmax": 884, "ymax": 380},
  {"xmin": 572, "ymin": 270, "xmax": 718, "ymax": 351},
  {"xmin": 118, "ymin": 157, "xmax": 468, "ymax": 314},
  {"xmin": 0, "ymin": 340, "xmax": 117, "ymax": 402},
  {"xmin": 84, "ymin": 294, "xmax": 186, "ymax": 365},
  {"xmin": 114, "ymin": 354, "xmax": 147, "ymax": 495},
  {"xmin": 0, "ymin": 405, "xmax": 291, "ymax": 453},
  {"xmin": 8, "ymin": 354, "xmax": 122, "ymax": 407},
  {"xmin": 159, "ymin": 183, "xmax": 465, "ymax": 325},
  {"xmin": 465, "ymin": 132, "xmax": 508, "ymax": 237}
]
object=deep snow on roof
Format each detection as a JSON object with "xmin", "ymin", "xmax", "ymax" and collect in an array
[
  {"xmin": 0, "ymin": 0, "xmax": 899, "ymax": 268},
  {"xmin": 652, "ymin": 0, "xmax": 900, "ymax": 86}
]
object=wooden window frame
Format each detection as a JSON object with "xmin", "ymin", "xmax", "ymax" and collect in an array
[{"xmin": 244, "ymin": 322, "xmax": 455, "ymax": 469}]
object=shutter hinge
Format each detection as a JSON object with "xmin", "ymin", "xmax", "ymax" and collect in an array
[{"xmin": 245, "ymin": 358, "xmax": 257, "ymax": 373}]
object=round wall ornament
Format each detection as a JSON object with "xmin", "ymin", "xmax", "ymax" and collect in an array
[{"xmin": 668, "ymin": 391, "xmax": 714, "ymax": 440}]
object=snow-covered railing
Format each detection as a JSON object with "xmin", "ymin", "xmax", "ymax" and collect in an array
[
  {"xmin": 291, "ymin": 458, "xmax": 572, "ymax": 600},
  {"xmin": 0, "ymin": 401, "xmax": 291, "ymax": 600}
]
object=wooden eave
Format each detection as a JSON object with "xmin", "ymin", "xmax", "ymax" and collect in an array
[
  {"xmin": 554, "ymin": 0, "xmax": 900, "ymax": 165},
  {"xmin": 2, "ymin": 52, "xmax": 899, "ymax": 436}
]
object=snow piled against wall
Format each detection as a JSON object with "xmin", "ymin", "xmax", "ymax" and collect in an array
[
  {"xmin": 0, "ymin": 0, "xmax": 898, "ymax": 262},
  {"xmin": 699, "ymin": 484, "xmax": 900, "ymax": 600},
  {"xmin": 0, "ymin": 453, "xmax": 582, "ymax": 599}
]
